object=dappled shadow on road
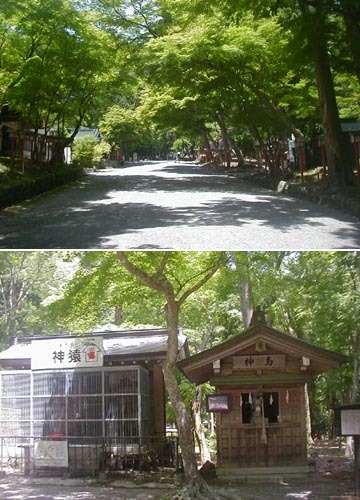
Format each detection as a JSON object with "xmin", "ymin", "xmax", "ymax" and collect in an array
[
  {"xmin": 0, "ymin": 483, "xmax": 95, "ymax": 500},
  {"xmin": 0, "ymin": 479, "xmax": 169, "ymax": 499},
  {"xmin": 0, "ymin": 461, "xmax": 355, "ymax": 500},
  {"xmin": 0, "ymin": 165, "xmax": 359, "ymax": 249},
  {"xmin": 93, "ymin": 167, "xmax": 239, "ymax": 194}
]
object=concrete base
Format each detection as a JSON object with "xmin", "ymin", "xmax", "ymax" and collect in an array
[{"xmin": 216, "ymin": 465, "xmax": 310, "ymax": 482}]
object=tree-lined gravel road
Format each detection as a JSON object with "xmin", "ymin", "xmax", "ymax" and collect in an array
[{"xmin": 0, "ymin": 161, "xmax": 359, "ymax": 249}]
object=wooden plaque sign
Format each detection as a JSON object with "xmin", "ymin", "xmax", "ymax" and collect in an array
[
  {"xmin": 233, "ymin": 354, "xmax": 286, "ymax": 370},
  {"xmin": 206, "ymin": 394, "xmax": 230, "ymax": 412},
  {"xmin": 341, "ymin": 409, "xmax": 360, "ymax": 436}
]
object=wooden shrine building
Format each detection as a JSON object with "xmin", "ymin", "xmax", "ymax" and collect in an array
[{"xmin": 179, "ymin": 311, "xmax": 347, "ymax": 478}]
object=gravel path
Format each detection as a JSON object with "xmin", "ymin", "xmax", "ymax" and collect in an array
[
  {"xmin": 0, "ymin": 458, "xmax": 355, "ymax": 500},
  {"xmin": 1, "ymin": 161, "xmax": 359, "ymax": 249}
]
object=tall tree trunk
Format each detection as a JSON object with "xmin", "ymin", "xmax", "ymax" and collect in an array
[
  {"xmin": 343, "ymin": 16, "xmax": 360, "ymax": 83},
  {"xmin": 232, "ymin": 252, "xmax": 254, "ymax": 329},
  {"xmin": 191, "ymin": 322, "xmax": 214, "ymax": 465},
  {"xmin": 163, "ymin": 297, "xmax": 208, "ymax": 494},
  {"xmin": 340, "ymin": 1, "xmax": 360, "ymax": 83},
  {"xmin": 217, "ymin": 113, "xmax": 245, "ymax": 167},
  {"xmin": 200, "ymin": 127, "xmax": 212, "ymax": 162},
  {"xmin": 240, "ymin": 276, "xmax": 253, "ymax": 329},
  {"xmin": 116, "ymin": 252, "xmax": 227, "ymax": 498},
  {"xmin": 114, "ymin": 306, "xmax": 123, "ymax": 325},
  {"xmin": 216, "ymin": 113, "xmax": 231, "ymax": 168},
  {"xmin": 191, "ymin": 386, "xmax": 211, "ymax": 465},
  {"xmin": 351, "ymin": 336, "xmax": 360, "ymax": 404},
  {"xmin": 306, "ymin": 4, "xmax": 356, "ymax": 187},
  {"xmin": 251, "ymin": 126, "xmax": 272, "ymax": 172},
  {"xmin": 304, "ymin": 383, "xmax": 313, "ymax": 444}
]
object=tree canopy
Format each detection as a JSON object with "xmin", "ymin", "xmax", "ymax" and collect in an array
[
  {"xmin": 40, "ymin": 251, "xmax": 360, "ymax": 421},
  {"xmin": 1, "ymin": 0, "xmax": 359, "ymax": 186}
]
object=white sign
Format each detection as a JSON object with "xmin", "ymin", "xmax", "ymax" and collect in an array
[
  {"xmin": 31, "ymin": 337, "xmax": 103, "ymax": 370},
  {"xmin": 341, "ymin": 410, "xmax": 360, "ymax": 436},
  {"xmin": 34, "ymin": 440, "xmax": 69, "ymax": 468}
]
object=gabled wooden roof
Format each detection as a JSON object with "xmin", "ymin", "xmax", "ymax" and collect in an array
[{"xmin": 178, "ymin": 321, "xmax": 348, "ymax": 385}]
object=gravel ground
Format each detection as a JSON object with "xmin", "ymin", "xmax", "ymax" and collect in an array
[
  {"xmin": 1, "ymin": 161, "xmax": 359, "ymax": 250},
  {"xmin": 0, "ymin": 456, "xmax": 355, "ymax": 500}
]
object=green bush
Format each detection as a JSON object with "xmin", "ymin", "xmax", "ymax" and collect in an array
[{"xmin": 72, "ymin": 135, "xmax": 111, "ymax": 169}]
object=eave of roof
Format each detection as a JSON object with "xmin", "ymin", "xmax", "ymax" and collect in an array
[
  {"xmin": 178, "ymin": 322, "xmax": 348, "ymax": 384},
  {"xmin": 0, "ymin": 329, "xmax": 189, "ymax": 369}
]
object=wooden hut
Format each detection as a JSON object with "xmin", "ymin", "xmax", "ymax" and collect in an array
[{"xmin": 178, "ymin": 312, "xmax": 347, "ymax": 479}]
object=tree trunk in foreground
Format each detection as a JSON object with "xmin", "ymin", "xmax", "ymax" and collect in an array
[
  {"xmin": 234, "ymin": 252, "xmax": 254, "ymax": 329},
  {"xmin": 116, "ymin": 252, "xmax": 231, "ymax": 498},
  {"xmin": 304, "ymin": 383, "xmax": 313, "ymax": 444},
  {"xmin": 164, "ymin": 298, "xmax": 203, "ymax": 490},
  {"xmin": 165, "ymin": 298, "xmax": 232, "ymax": 498},
  {"xmin": 191, "ymin": 322, "xmax": 213, "ymax": 466},
  {"xmin": 191, "ymin": 385, "xmax": 211, "ymax": 465},
  {"xmin": 308, "ymin": 5, "xmax": 356, "ymax": 187},
  {"xmin": 342, "ymin": 8, "xmax": 360, "ymax": 83}
]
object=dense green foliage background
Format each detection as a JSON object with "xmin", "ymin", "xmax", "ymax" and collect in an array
[
  {"xmin": 1, "ymin": 1, "xmax": 359, "ymax": 184},
  {"xmin": 1, "ymin": 250, "xmax": 359, "ymax": 436}
]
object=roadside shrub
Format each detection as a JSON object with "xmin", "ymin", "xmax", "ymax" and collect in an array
[
  {"xmin": 0, "ymin": 166, "xmax": 84, "ymax": 209},
  {"xmin": 72, "ymin": 135, "xmax": 110, "ymax": 169}
]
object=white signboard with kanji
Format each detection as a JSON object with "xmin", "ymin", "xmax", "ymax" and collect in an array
[
  {"xmin": 34, "ymin": 440, "xmax": 69, "ymax": 468},
  {"xmin": 31, "ymin": 337, "xmax": 103, "ymax": 369}
]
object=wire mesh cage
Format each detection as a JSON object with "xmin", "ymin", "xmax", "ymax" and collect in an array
[{"xmin": 0, "ymin": 366, "xmax": 150, "ymax": 441}]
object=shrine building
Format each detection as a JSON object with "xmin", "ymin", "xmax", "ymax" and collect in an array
[{"xmin": 178, "ymin": 311, "xmax": 347, "ymax": 479}]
